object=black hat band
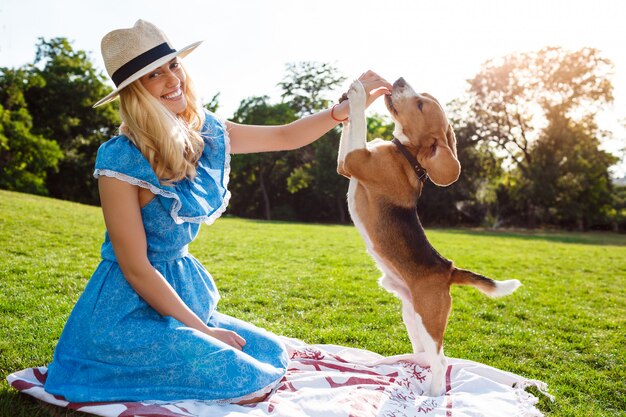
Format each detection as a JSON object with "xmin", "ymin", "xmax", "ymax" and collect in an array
[{"xmin": 111, "ymin": 42, "xmax": 176, "ymax": 87}]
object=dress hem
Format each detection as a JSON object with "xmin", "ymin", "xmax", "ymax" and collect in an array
[{"xmin": 43, "ymin": 370, "xmax": 286, "ymax": 405}]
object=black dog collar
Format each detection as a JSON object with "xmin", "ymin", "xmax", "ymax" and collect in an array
[{"xmin": 392, "ymin": 138, "xmax": 429, "ymax": 183}]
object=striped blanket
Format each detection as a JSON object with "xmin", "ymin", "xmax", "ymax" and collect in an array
[{"xmin": 7, "ymin": 337, "xmax": 551, "ymax": 417}]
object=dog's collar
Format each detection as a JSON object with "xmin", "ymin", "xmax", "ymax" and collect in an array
[{"xmin": 392, "ymin": 138, "xmax": 429, "ymax": 183}]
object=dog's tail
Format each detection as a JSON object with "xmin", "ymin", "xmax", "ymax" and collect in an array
[{"xmin": 450, "ymin": 268, "xmax": 521, "ymax": 298}]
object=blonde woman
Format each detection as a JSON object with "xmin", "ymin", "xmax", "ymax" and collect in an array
[{"xmin": 44, "ymin": 19, "xmax": 391, "ymax": 404}]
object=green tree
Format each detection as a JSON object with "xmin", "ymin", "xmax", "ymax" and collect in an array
[
  {"xmin": 0, "ymin": 67, "xmax": 62, "ymax": 194},
  {"xmin": 518, "ymin": 113, "xmax": 617, "ymax": 229},
  {"xmin": 418, "ymin": 100, "xmax": 503, "ymax": 226},
  {"xmin": 24, "ymin": 38, "xmax": 119, "ymax": 204},
  {"xmin": 366, "ymin": 113, "xmax": 394, "ymax": 142},
  {"xmin": 230, "ymin": 62, "xmax": 353, "ymax": 222},
  {"xmin": 468, "ymin": 47, "xmax": 613, "ymax": 173},
  {"xmin": 229, "ymin": 96, "xmax": 298, "ymax": 220},
  {"xmin": 465, "ymin": 46, "xmax": 615, "ymax": 227},
  {"xmin": 278, "ymin": 62, "xmax": 349, "ymax": 222},
  {"xmin": 609, "ymin": 185, "xmax": 626, "ymax": 232},
  {"xmin": 278, "ymin": 62, "xmax": 345, "ymax": 116},
  {"xmin": 204, "ymin": 92, "xmax": 221, "ymax": 113}
]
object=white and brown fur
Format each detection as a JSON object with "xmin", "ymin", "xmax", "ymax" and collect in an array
[{"xmin": 337, "ymin": 78, "xmax": 521, "ymax": 397}]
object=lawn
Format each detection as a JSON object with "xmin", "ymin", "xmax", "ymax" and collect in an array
[{"xmin": 0, "ymin": 189, "xmax": 624, "ymax": 416}]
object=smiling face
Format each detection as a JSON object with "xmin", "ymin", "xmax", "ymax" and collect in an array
[
  {"xmin": 385, "ymin": 78, "xmax": 460, "ymax": 186},
  {"xmin": 139, "ymin": 58, "xmax": 187, "ymax": 114}
]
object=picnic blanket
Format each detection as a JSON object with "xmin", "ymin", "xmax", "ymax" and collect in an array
[{"xmin": 7, "ymin": 337, "xmax": 551, "ymax": 417}]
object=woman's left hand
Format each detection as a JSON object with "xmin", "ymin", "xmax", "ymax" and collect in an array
[
  {"xmin": 227, "ymin": 70, "xmax": 392, "ymax": 153},
  {"xmin": 332, "ymin": 70, "xmax": 392, "ymax": 121},
  {"xmin": 357, "ymin": 70, "xmax": 393, "ymax": 108}
]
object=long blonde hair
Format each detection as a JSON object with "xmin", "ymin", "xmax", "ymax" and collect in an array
[{"xmin": 118, "ymin": 66, "xmax": 206, "ymax": 185}]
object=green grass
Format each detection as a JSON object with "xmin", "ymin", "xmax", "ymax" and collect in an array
[{"xmin": 0, "ymin": 189, "xmax": 624, "ymax": 416}]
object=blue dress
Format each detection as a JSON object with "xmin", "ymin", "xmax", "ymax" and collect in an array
[{"xmin": 44, "ymin": 112, "xmax": 288, "ymax": 403}]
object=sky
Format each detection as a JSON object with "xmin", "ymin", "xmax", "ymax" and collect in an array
[{"xmin": 1, "ymin": 0, "xmax": 625, "ymax": 175}]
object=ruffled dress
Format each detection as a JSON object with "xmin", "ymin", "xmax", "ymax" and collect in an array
[{"xmin": 44, "ymin": 111, "xmax": 288, "ymax": 403}]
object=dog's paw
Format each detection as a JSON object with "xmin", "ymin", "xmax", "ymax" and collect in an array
[
  {"xmin": 426, "ymin": 355, "xmax": 448, "ymax": 397},
  {"xmin": 348, "ymin": 80, "xmax": 366, "ymax": 111},
  {"xmin": 425, "ymin": 381, "xmax": 446, "ymax": 397}
]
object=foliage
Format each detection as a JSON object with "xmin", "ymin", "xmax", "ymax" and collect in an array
[
  {"xmin": 517, "ymin": 113, "xmax": 616, "ymax": 229},
  {"xmin": 2, "ymin": 37, "xmax": 624, "ymax": 229},
  {"xmin": 467, "ymin": 47, "xmax": 613, "ymax": 173},
  {"xmin": 419, "ymin": 99, "xmax": 504, "ymax": 226},
  {"xmin": 24, "ymin": 38, "xmax": 120, "ymax": 204},
  {"xmin": 609, "ymin": 185, "xmax": 626, "ymax": 232},
  {"xmin": 229, "ymin": 96, "xmax": 298, "ymax": 220},
  {"xmin": 0, "ymin": 68, "xmax": 62, "ymax": 194},
  {"xmin": 278, "ymin": 61, "xmax": 345, "ymax": 116},
  {"xmin": 1, "ymin": 190, "xmax": 625, "ymax": 416},
  {"xmin": 278, "ymin": 62, "xmax": 350, "ymax": 222},
  {"xmin": 303, "ymin": 130, "xmax": 348, "ymax": 223},
  {"xmin": 462, "ymin": 47, "xmax": 617, "ymax": 229},
  {"xmin": 366, "ymin": 112, "xmax": 394, "ymax": 142},
  {"xmin": 204, "ymin": 92, "xmax": 221, "ymax": 113},
  {"xmin": 229, "ymin": 62, "xmax": 352, "ymax": 222},
  {"xmin": 0, "ymin": 38, "xmax": 119, "ymax": 204}
]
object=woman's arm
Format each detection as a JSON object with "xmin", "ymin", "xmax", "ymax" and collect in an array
[
  {"xmin": 228, "ymin": 71, "xmax": 392, "ymax": 154},
  {"xmin": 98, "ymin": 176, "xmax": 246, "ymax": 350}
]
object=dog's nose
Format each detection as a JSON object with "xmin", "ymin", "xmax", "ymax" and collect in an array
[{"xmin": 394, "ymin": 77, "xmax": 407, "ymax": 88}]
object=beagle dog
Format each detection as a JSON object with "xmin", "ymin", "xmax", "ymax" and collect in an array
[{"xmin": 337, "ymin": 78, "xmax": 521, "ymax": 397}]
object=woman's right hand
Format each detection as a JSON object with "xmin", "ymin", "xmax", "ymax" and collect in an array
[
  {"xmin": 99, "ymin": 177, "xmax": 248, "ymax": 353},
  {"xmin": 205, "ymin": 327, "xmax": 247, "ymax": 350}
]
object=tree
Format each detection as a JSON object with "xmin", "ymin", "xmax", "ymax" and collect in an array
[
  {"xmin": 278, "ymin": 62, "xmax": 350, "ymax": 222},
  {"xmin": 609, "ymin": 185, "xmax": 626, "ymax": 232},
  {"xmin": 24, "ymin": 38, "xmax": 120, "ymax": 204},
  {"xmin": 230, "ymin": 62, "xmax": 359, "ymax": 222},
  {"xmin": 278, "ymin": 62, "xmax": 345, "ymax": 116},
  {"xmin": 366, "ymin": 113, "xmax": 394, "ymax": 142},
  {"xmin": 518, "ymin": 113, "xmax": 617, "ymax": 229},
  {"xmin": 204, "ymin": 92, "xmax": 221, "ymax": 113},
  {"xmin": 465, "ymin": 47, "xmax": 616, "ymax": 227},
  {"xmin": 229, "ymin": 96, "xmax": 298, "ymax": 220},
  {"xmin": 0, "ymin": 67, "xmax": 62, "ymax": 194},
  {"xmin": 468, "ymin": 47, "xmax": 612, "ymax": 171},
  {"xmin": 418, "ymin": 99, "xmax": 503, "ymax": 226}
]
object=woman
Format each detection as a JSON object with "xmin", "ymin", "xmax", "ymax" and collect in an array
[{"xmin": 44, "ymin": 19, "xmax": 391, "ymax": 404}]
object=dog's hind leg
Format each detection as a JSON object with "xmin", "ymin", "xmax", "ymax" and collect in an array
[
  {"xmin": 402, "ymin": 301, "xmax": 425, "ymax": 353},
  {"xmin": 411, "ymin": 284, "xmax": 452, "ymax": 397},
  {"xmin": 380, "ymin": 274, "xmax": 425, "ymax": 353},
  {"xmin": 414, "ymin": 313, "xmax": 448, "ymax": 397}
]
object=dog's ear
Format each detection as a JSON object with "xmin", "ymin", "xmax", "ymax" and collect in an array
[
  {"xmin": 421, "ymin": 92, "xmax": 439, "ymax": 105},
  {"xmin": 421, "ymin": 127, "xmax": 461, "ymax": 187},
  {"xmin": 337, "ymin": 162, "xmax": 352, "ymax": 179},
  {"xmin": 446, "ymin": 124, "xmax": 458, "ymax": 158}
]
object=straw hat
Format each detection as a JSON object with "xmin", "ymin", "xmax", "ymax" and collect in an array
[{"xmin": 93, "ymin": 19, "xmax": 202, "ymax": 108}]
